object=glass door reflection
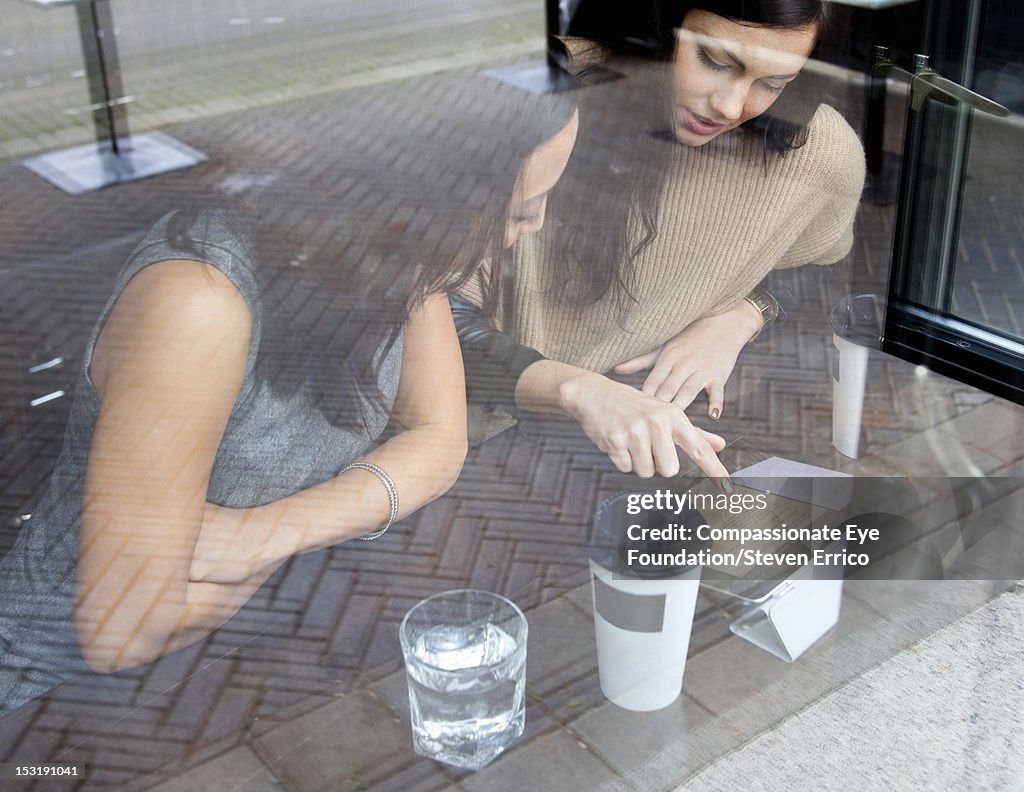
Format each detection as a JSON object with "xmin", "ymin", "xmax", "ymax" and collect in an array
[{"xmin": 884, "ymin": 0, "xmax": 1024, "ymax": 404}]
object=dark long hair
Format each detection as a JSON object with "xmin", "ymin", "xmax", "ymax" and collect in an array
[
  {"xmin": 169, "ymin": 71, "xmax": 577, "ymax": 427},
  {"xmin": 545, "ymin": 0, "xmax": 828, "ymax": 308}
]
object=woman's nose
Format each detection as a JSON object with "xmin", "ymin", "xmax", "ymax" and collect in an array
[
  {"xmin": 503, "ymin": 222, "xmax": 519, "ymax": 249},
  {"xmin": 709, "ymin": 81, "xmax": 748, "ymax": 121},
  {"xmin": 504, "ymin": 219, "xmax": 527, "ymax": 249},
  {"xmin": 523, "ymin": 204, "xmax": 546, "ymax": 236},
  {"xmin": 507, "ymin": 203, "xmax": 547, "ymax": 248}
]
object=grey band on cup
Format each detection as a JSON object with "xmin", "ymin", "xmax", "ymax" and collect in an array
[{"xmin": 593, "ymin": 576, "xmax": 666, "ymax": 633}]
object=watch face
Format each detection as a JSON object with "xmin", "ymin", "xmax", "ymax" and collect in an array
[
  {"xmin": 748, "ymin": 291, "xmax": 778, "ymax": 325},
  {"xmin": 746, "ymin": 296, "xmax": 768, "ymax": 327}
]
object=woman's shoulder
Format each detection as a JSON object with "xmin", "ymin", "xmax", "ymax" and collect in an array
[
  {"xmin": 122, "ymin": 259, "xmax": 251, "ymax": 320},
  {"xmin": 770, "ymin": 103, "xmax": 864, "ymax": 205},
  {"xmin": 121, "ymin": 209, "xmax": 259, "ymax": 296},
  {"xmin": 111, "ymin": 208, "xmax": 263, "ymax": 328},
  {"xmin": 125, "ymin": 261, "xmax": 252, "ymax": 365},
  {"xmin": 796, "ymin": 105, "xmax": 867, "ymax": 196},
  {"xmin": 90, "ymin": 212, "xmax": 258, "ymax": 396},
  {"xmin": 806, "ymin": 104, "xmax": 863, "ymax": 154}
]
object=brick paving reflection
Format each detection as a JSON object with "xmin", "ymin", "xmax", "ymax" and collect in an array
[{"xmin": 1, "ymin": 42, "xmax": 1020, "ymax": 792}]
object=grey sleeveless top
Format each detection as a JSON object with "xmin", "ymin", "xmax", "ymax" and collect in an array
[{"xmin": 0, "ymin": 210, "xmax": 402, "ymax": 714}]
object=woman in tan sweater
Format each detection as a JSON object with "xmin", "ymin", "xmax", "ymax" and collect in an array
[{"xmin": 454, "ymin": 0, "xmax": 865, "ymax": 482}]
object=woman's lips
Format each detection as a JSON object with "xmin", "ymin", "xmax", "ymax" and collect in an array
[{"xmin": 679, "ymin": 108, "xmax": 725, "ymax": 137}]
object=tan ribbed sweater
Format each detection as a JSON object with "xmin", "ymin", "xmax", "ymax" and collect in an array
[{"xmin": 459, "ymin": 103, "xmax": 866, "ymax": 374}]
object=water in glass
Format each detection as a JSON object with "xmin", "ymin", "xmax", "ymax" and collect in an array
[{"xmin": 405, "ymin": 618, "xmax": 526, "ymax": 769}]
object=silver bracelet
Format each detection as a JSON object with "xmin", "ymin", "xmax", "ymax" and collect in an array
[{"xmin": 342, "ymin": 462, "xmax": 399, "ymax": 540}]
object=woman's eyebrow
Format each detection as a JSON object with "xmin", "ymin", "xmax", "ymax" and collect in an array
[
  {"xmin": 711, "ymin": 43, "xmax": 800, "ymax": 80},
  {"xmin": 716, "ymin": 45, "xmax": 747, "ymax": 71}
]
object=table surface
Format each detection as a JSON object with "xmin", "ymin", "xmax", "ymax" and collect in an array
[{"xmin": 1, "ymin": 412, "xmax": 1015, "ymax": 792}]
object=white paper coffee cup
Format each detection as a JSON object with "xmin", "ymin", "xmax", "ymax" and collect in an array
[
  {"xmin": 832, "ymin": 332, "xmax": 870, "ymax": 458},
  {"xmin": 589, "ymin": 559, "xmax": 701, "ymax": 711}
]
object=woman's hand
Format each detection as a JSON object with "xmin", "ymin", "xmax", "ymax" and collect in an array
[
  {"xmin": 515, "ymin": 357, "xmax": 730, "ymax": 481},
  {"xmin": 189, "ymin": 514, "xmax": 247, "ymax": 584},
  {"xmin": 560, "ymin": 373, "xmax": 729, "ymax": 480},
  {"xmin": 614, "ymin": 302, "xmax": 762, "ymax": 420},
  {"xmin": 190, "ymin": 505, "xmax": 277, "ymax": 584}
]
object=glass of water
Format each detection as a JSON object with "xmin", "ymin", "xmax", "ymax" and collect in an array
[{"xmin": 399, "ymin": 589, "xmax": 528, "ymax": 770}]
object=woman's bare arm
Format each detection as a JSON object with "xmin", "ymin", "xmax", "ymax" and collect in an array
[
  {"xmin": 76, "ymin": 262, "xmax": 466, "ymax": 672},
  {"xmin": 191, "ymin": 290, "xmax": 468, "ymax": 582},
  {"xmin": 76, "ymin": 260, "xmax": 257, "ymax": 672}
]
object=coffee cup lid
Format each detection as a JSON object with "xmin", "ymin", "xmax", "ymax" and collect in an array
[{"xmin": 831, "ymin": 293, "xmax": 881, "ymax": 346}]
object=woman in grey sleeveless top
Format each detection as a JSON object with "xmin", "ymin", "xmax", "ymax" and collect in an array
[{"xmin": 0, "ymin": 78, "xmax": 579, "ymax": 715}]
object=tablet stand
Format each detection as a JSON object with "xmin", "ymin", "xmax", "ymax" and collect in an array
[
  {"xmin": 720, "ymin": 456, "xmax": 851, "ymax": 662},
  {"xmin": 727, "ymin": 567, "xmax": 843, "ymax": 663}
]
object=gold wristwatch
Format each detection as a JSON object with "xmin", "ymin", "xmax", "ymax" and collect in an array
[{"xmin": 743, "ymin": 289, "xmax": 780, "ymax": 339}]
